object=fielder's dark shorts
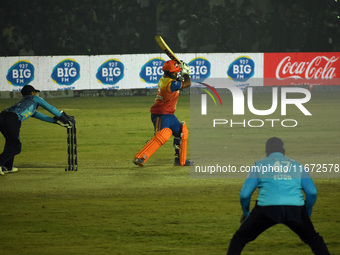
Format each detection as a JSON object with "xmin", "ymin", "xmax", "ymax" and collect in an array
[
  {"xmin": 227, "ymin": 204, "xmax": 330, "ymax": 255},
  {"xmin": 0, "ymin": 111, "xmax": 22, "ymax": 169}
]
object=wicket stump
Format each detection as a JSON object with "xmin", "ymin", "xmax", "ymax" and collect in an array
[{"xmin": 66, "ymin": 118, "xmax": 77, "ymax": 171}]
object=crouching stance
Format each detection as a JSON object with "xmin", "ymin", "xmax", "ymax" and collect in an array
[
  {"xmin": 133, "ymin": 60, "xmax": 193, "ymax": 167},
  {"xmin": 226, "ymin": 137, "xmax": 330, "ymax": 255},
  {"xmin": 0, "ymin": 85, "xmax": 75, "ymax": 175}
]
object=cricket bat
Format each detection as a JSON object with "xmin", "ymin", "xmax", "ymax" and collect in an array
[{"xmin": 155, "ymin": 35, "xmax": 180, "ymax": 64}]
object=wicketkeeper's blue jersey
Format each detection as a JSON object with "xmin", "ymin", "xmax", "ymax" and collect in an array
[
  {"xmin": 240, "ymin": 152, "xmax": 317, "ymax": 217},
  {"xmin": 4, "ymin": 95, "xmax": 62, "ymax": 123}
]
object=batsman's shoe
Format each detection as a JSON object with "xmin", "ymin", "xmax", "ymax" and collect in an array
[
  {"xmin": 0, "ymin": 167, "xmax": 4, "ymax": 176},
  {"xmin": 133, "ymin": 158, "xmax": 145, "ymax": 167},
  {"xmin": 174, "ymin": 157, "xmax": 194, "ymax": 166},
  {"xmin": 3, "ymin": 167, "xmax": 19, "ymax": 174}
]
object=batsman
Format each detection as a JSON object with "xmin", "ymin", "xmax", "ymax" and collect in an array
[{"xmin": 133, "ymin": 60, "xmax": 193, "ymax": 167}]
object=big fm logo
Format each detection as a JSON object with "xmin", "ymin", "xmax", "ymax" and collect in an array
[
  {"xmin": 51, "ymin": 59, "xmax": 80, "ymax": 85},
  {"xmin": 189, "ymin": 57, "xmax": 211, "ymax": 82},
  {"xmin": 201, "ymin": 85, "xmax": 312, "ymax": 128},
  {"xmin": 140, "ymin": 58, "xmax": 164, "ymax": 84},
  {"xmin": 7, "ymin": 60, "xmax": 35, "ymax": 86},
  {"xmin": 227, "ymin": 56, "xmax": 255, "ymax": 82},
  {"xmin": 96, "ymin": 59, "xmax": 124, "ymax": 85}
]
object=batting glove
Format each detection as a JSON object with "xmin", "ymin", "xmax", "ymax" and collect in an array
[
  {"xmin": 176, "ymin": 73, "xmax": 185, "ymax": 82},
  {"xmin": 179, "ymin": 60, "xmax": 190, "ymax": 75}
]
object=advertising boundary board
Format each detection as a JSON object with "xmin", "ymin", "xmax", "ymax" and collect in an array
[
  {"xmin": 0, "ymin": 52, "xmax": 339, "ymax": 98},
  {"xmin": 1, "ymin": 85, "xmax": 340, "ymax": 100}
]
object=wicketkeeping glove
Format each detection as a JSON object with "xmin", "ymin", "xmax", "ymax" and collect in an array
[
  {"xmin": 54, "ymin": 110, "xmax": 75, "ymax": 128},
  {"xmin": 179, "ymin": 60, "xmax": 190, "ymax": 75}
]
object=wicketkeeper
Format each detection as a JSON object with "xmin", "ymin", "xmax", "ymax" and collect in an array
[
  {"xmin": 133, "ymin": 60, "xmax": 193, "ymax": 167},
  {"xmin": 0, "ymin": 85, "xmax": 74, "ymax": 175}
]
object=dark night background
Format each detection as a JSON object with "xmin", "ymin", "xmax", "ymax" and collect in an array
[{"xmin": 0, "ymin": 0, "xmax": 339, "ymax": 56}]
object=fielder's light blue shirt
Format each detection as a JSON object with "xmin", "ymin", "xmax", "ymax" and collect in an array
[
  {"xmin": 240, "ymin": 152, "xmax": 317, "ymax": 217},
  {"xmin": 5, "ymin": 95, "xmax": 61, "ymax": 123}
]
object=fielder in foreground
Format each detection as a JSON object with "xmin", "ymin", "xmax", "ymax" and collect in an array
[
  {"xmin": 226, "ymin": 137, "xmax": 330, "ymax": 255},
  {"xmin": 0, "ymin": 85, "xmax": 75, "ymax": 175},
  {"xmin": 133, "ymin": 60, "xmax": 193, "ymax": 167}
]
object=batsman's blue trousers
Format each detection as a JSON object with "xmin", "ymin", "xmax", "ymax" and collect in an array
[{"xmin": 151, "ymin": 114, "xmax": 181, "ymax": 137}]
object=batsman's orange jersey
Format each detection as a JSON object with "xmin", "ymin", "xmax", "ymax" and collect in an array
[{"xmin": 150, "ymin": 76, "xmax": 181, "ymax": 115}]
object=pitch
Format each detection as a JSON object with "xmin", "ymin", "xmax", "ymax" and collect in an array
[{"xmin": 0, "ymin": 92, "xmax": 339, "ymax": 255}]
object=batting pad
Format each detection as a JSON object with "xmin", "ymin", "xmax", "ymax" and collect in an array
[
  {"xmin": 180, "ymin": 122, "xmax": 188, "ymax": 166},
  {"xmin": 135, "ymin": 128, "xmax": 172, "ymax": 162}
]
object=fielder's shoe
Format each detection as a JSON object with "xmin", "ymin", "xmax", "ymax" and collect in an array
[
  {"xmin": 3, "ymin": 167, "xmax": 19, "ymax": 174},
  {"xmin": 174, "ymin": 157, "xmax": 194, "ymax": 166},
  {"xmin": 0, "ymin": 166, "xmax": 4, "ymax": 176},
  {"xmin": 133, "ymin": 158, "xmax": 145, "ymax": 167}
]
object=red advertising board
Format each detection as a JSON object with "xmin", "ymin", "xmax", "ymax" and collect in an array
[{"xmin": 264, "ymin": 52, "xmax": 340, "ymax": 86}]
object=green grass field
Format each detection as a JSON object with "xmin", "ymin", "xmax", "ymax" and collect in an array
[{"xmin": 0, "ymin": 92, "xmax": 339, "ymax": 255}]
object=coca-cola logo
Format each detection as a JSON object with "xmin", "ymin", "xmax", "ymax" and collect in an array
[{"xmin": 276, "ymin": 56, "xmax": 338, "ymax": 80}]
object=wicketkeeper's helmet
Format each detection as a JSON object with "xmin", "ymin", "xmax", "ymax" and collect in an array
[{"xmin": 21, "ymin": 84, "xmax": 40, "ymax": 96}]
